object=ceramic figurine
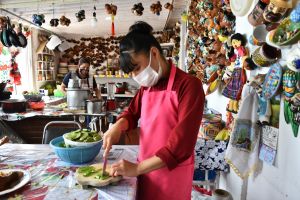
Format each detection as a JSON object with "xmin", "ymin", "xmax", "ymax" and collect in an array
[{"xmin": 263, "ymin": 0, "xmax": 292, "ymax": 23}]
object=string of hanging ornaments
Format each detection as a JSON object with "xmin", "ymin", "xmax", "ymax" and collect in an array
[
  {"xmin": 105, "ymin": 3, "xmax": 117, "ymax": 36},
  {"xmin": 91, "ymin": 5, "xmax": 97, "ymax": 27}
]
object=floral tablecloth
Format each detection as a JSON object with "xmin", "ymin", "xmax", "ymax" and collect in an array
[{"xmin": 0, "ymin": 144, "xmax": 138, "ymax": 200}]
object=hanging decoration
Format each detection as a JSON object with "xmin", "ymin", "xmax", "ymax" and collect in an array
[
  {"xmin": 75, "ymin": 10, "xmax": 85, "ymax": 22},
  {"xmin": 60, "ymin": 16, "xmax": 71, "ymax": 26},
  {"xmin": 132, "ymin": 3, "xmax": 144, "ymax": 16},
  {"xmin": 150, "ymin": 1, "xmax": 162, "ymax": 16},
  {"xmin": 105, "ymin": 4, "xmax": 117, "ymax": 36},
  {"xmin": 225, "ymin": 84, "xmax": 261, "ymax": 179},
  {"xmin": 187, "ymin": 0, "xmax": 236, "ymax": 86},
  {"xmin": 0, "ymin": 16, "xmax": 7, "ymax": 31},
  {"xmin": 164, "ymin": 2, "xmax": 173, "ymax": 11},
  {"xmin": 50, "ymin": 18, "xmax": 59, "ymax": 27},
  {"xmin": 91, "ymin": 6, "xmax": 98, "ymax": 27},
  {"xmin": 50, "ymin": 3, "xmax": 59, "ymax": 27},
  {"xmin": 9, "ymin": 50, "xmax": 21, "ymax": 86},
  {"xmin": 32, "ymin": 14, "xmax": 45, "ymax": 26}
]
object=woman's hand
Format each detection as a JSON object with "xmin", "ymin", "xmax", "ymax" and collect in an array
[
  {"xmin": 110, "ymin": 159, "xmax": 139, "ymax": 177},
  {"xmin": 102, "ymin": 124, "xmax": 122, "ymax": 158},
  {"xmin": 102, "ymin": 118, "xmax": 129, "ymax": 158}
]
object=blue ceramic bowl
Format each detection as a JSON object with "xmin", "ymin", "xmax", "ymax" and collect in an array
[{"xmin": 50, "ymin": 136, "xmax": 102, "ymax": 164}]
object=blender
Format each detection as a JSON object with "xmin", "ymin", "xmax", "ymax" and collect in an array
[{"xmin": 106, "ymin": 82, "xmax": 116, "ymax": 111}]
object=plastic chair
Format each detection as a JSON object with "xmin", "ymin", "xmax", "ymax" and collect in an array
[{"xmin": 42, "ymin": 121, "xmax": 82, "ymax": 144}]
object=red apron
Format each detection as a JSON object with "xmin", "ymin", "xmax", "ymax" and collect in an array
[{"xmin": 137, "ymin": 64, "xmax": 194, "ymax": 200}]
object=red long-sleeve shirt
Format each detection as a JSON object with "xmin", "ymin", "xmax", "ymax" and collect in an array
[{"xmin": 118, "ymin": 65, "xmax": 205, "ymax": 170}]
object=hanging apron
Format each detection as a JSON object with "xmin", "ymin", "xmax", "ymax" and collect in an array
[{"xmin": 137, "ymin": 64, "xmax": 194, "ymax": 200}]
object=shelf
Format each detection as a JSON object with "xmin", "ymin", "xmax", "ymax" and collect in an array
[
  {"xmin": 36, "ymin": 70, "xmax": 54, "ymax": 71},
  {"xmin": 101, "ymin": 93, "xmax": 135, "ymax": 98},
  {"xmin": 94, "ymin": 76, "xmax": 137, "ymax": 85}
]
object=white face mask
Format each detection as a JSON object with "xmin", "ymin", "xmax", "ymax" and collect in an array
[{"xmin": 133, "ymin": 53, "xmax": 162, "ymax": 87}]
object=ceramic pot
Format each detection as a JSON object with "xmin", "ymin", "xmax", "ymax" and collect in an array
[
  {"xmin": 252, "ymin": 43, "xmax": 281, "ymax": 67},
  {"xmin": 212, "ymin": 189, "xmax": 233, "ymax": 200}
]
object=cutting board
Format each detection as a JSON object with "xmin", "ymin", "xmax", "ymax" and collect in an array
[{"xmin": 75, "ymin": 163, "xmax": 122, "ymax": 187}]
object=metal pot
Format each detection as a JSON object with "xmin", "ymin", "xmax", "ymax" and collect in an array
[
  {"xmin": 1, "ymin": 99, "xmax": 27, "ymax": 113},
  {"xmin": 66, "ymin": 88, "xmax": 90, "ymax": 110},
  {"xmin": 86, "ymin": 99, "xmax": 105, "ymax": 114}
]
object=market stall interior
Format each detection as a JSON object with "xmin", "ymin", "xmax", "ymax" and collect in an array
[{"xmin": 1, "ymin": 0, "xmax": 300, "ymax": 199}]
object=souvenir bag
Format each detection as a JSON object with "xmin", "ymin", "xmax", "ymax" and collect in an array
[
  {"xmin": 225, "ymin": 84, "xmax": 261, "ymax": 179},
  {"xmin": 194, "ymin": 138, "xmax": 229, "ymax": 172}
]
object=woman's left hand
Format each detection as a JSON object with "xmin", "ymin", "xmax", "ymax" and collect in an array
[{"xmin": 110, "ymin": 159, "xmax": 139, "ymax": 177}]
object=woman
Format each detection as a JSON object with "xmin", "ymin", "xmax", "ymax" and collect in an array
[
  {"xmin": 61, "ymin": 57, "xmax": 100, "ymax": 98},
  {"xmin": 102, "ymin": 21, "xmax": 205, "ymax": 200}
]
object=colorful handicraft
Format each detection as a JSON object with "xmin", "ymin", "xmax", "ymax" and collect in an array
[
  {"xmin": 262, "ymin": 63, "xmax": 283, "ymax": 100},
  {"xmin": 187, "ymin": 0, "xmax": 236, "ymax": 84},
  {"xmin": 283, "ymin": 69, "xmax": 300, "ymax": 137},
  {"xmin": 222, "ymin": 33, "xmax": 248, "ymax": 114}
]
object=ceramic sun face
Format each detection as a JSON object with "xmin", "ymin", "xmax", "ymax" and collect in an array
[{"xmin": 263, "ymin": 2, "xmax": 288, "ymax": 23}]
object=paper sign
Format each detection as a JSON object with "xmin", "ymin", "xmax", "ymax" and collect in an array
[
  {"xmin": 262, "ymin": 126, "xmax": 279, "ymax": 150},
  {"xmin": 259, "ymin": 126, "xmax": 279, "ymax": 165}
]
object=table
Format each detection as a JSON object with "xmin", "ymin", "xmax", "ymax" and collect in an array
[
  {"xmin": 0, "ymin": 144, "xmax": 139, "ymax": 200},
  {"xmin": 0, "ymin": 108, "xmax": 121, "ymax": 122}
]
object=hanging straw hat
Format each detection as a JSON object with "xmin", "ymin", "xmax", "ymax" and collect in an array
[{"xmin": 230, "ymin": 0, "xmax": 255, "ymax": 16}]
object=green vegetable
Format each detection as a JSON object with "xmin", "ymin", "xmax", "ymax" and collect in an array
[
  {"xmin": 78, "ymin": 166, "xmax": 98, "ymax": 177},
  {"xmin": 65, "ymin": 129, "xmax": 102, "ymax": 143},
  {"xmin": 94, "ymin": 171, "xmax": 110, "ymax": 180},
  {"xmin": 58, "ymin": 142, "xmax": 72, "ymax": 148}
]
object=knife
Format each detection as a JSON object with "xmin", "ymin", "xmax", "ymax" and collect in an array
[{"xmin": 102, "ymin": 156, "xmax": 108, "ymax": 178}]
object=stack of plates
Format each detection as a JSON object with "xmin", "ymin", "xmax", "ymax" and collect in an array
[
  {"xmin": 68, "ymin": 65, "xmax": 77, "ymax": 72},
  {"xmin": 58, "ymin": 67, "xmax": 68, "ymax": 74}
]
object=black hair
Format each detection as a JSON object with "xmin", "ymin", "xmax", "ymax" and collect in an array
[
  {"xmin": 119, "ymin": 21, "xmax": 163, "ymax": 73},
  {"xmin": 78, "ymin": 57, "xmax": 90, "ymax": 67},
  {"xmin": 231, "ymin": 33, "xmax": 246, "ymax": 46}
]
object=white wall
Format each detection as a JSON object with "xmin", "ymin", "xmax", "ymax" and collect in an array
[{"xmin": 206, "ymin": 5, "xmax": 300, "ymax": 200}]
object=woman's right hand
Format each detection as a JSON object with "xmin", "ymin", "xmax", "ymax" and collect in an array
[{"xmin": 102, "ymin": 124, "xmax": 122, "ymax": 158}]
